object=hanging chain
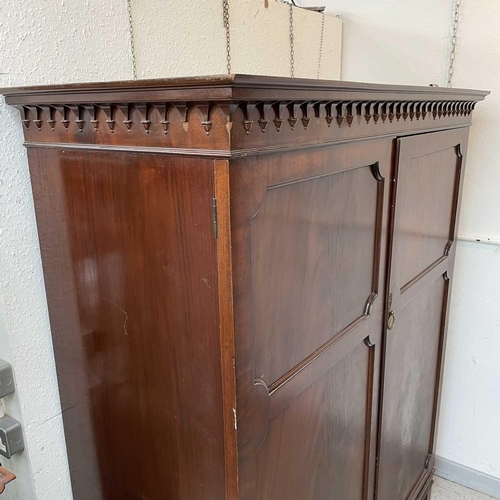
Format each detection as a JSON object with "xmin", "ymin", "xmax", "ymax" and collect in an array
[
  {"xmin": 126, "ymin": 0, "xmax": 138, "ymax": 80},
  {"xmin": 447, "ymin": 0, "xmax": 461, "ymax": 88},
  {"xmin": 317, "ymin": 13, "xmax": 325, "ymax": 79},
  {"xmin": 223, "ymin": 0, "xmax": 232, "ymax": 74},
  {"xmin": 289, "ymin": 4, "xmax": 295, "ymax": 77}
]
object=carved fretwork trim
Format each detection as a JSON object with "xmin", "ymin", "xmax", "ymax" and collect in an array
[{"xmin": 16, "ymin": 99, "xmax": 479, "ymax": 137}]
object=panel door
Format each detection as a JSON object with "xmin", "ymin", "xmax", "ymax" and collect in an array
[
  {"xmin": 230, "ymin": 140, "xmax": 392, "ymax": 500},
  {"xmin": 377, "ymin": 128, "xmax": 469, "ymax": 500}
]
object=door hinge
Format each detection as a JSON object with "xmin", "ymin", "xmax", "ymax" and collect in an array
[{"xmin": 212, "ymin": 198, "xmax": 218, "ymax": 239}]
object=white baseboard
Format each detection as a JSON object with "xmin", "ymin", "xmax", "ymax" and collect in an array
[{"xmin": 435, "ymin": 456, "xmax": 500, "ymax": 499}]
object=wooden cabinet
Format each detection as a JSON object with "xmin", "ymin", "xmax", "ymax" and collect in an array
[{"xmin": 1, "ymin": 76, "xmax": 487, "ymax": 500}]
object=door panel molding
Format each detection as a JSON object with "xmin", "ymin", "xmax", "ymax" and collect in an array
[{"xmin": 251, "ymin": 162, "xmax": 384, "ymax": 389}]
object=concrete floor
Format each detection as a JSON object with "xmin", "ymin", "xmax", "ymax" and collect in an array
[{"xmin": 432, "ymin": 477, "xmax": 497, "ymax": 500}]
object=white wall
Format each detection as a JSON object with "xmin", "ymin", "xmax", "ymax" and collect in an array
[
  {"xmin": 302, "ymin": 0, "xmax": 453, "ymax": 86},
  {"xmin": 300, "ymin": 0, "xmax": 500, "ymax": 487},
  {"xmin": 130, "ymin": 0, "xmax": 341, "ymax": 79},
  {"xmin": 0, "ymin": 2, "xmax": 341, "ymax": 499},
  {"xmin": 439, "ymin": 242, "xmax": 500, "ymax": 479},
  {"xmin": 436, "ymin": 0, "xmax": 500, "ymax": 480}
]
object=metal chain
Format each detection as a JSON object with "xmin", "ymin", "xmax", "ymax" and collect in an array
[
  {"xmin": 289, "ymin": 4, "xmax": 295, "ymax": 78},
  {"xmin": 126, "ymin": 0, "xmax": 138, "ymax": 80},
  {"xmin": 223, "ymin": 0, "xmax": 231, "ymax": 74},
  {"xmin": 447, "ymin": 0, "xmax": 461, "ymax": 88},
  {"xmin": 317, "ymin": 13, "xmax": 325, "ymax": 79}
]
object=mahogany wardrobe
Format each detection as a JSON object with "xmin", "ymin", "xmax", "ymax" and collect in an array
[{"xmin": 2, "ymin": 75, "xmax": 487, "ymax": 500}]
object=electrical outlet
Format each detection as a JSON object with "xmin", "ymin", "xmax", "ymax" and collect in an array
[
  {"xmin": 0, "ymin": 360, "xmax": 14, "ymax": 399},
  {"xmin": 0, "ymin": 415, "xmax": 23, "ymax": 459}
]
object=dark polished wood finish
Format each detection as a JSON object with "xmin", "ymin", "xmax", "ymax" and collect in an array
[
  {"xmin": 1, "ymin": 75, "xmax": 487, "ymax": 500},
  {"xmin": 28, "ymin": 150, "xmax": 225, "ymax": 500}
]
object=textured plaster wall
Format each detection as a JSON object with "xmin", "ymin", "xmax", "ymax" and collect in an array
[
  {"xmin": 0, "ymin": 294, "xmax": 35, "ymax": 500},
  {"xmin": 0, "ymin": 2, "xmax": 341, "ymax": 499}
]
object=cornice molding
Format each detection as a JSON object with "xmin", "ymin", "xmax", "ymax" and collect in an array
[
  {"xmin": 2, "ymin": 76, "xmax": 488, "ymax": 153},
  {"xmin": 0, "ymin": 74, "xmax": 489, "ymax": 99},
  {"xmin": 15, "ymin": 99, "xmax": 479, "ymax": 136}
]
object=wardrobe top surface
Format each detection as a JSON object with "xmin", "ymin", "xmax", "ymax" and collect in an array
[{"xmin": 1, "ymin": 74, "xmax": 489, "ymax": 105}]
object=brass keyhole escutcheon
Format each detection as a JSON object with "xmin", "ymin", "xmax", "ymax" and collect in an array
[
  {"xmin": 387, "ymin": 309, "xmax": 396, "ymax": 330},
  {"xmin": 387, "ymin": 292, "xmax": 396, "ymax": 330}
]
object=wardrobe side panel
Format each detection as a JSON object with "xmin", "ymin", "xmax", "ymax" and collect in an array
[{"xmin": 28, "ymin": 149, "xmax": 226, "ymax": 500}]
